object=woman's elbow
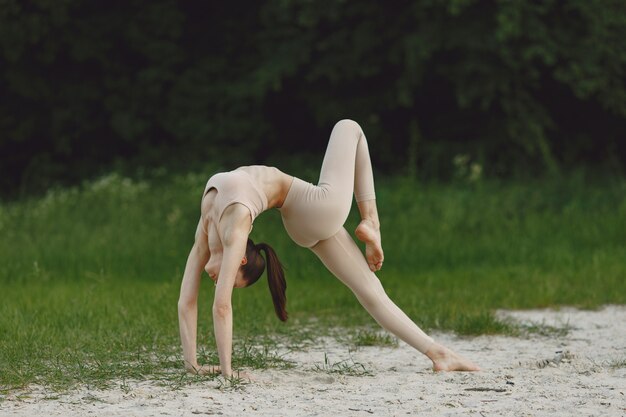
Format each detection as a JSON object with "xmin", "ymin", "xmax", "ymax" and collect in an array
[
  {"xmin": 178, "ymin": 298, "xmax": 196, "ymax": 313},
  {"xmin": 212, "ymin": 303, "xmax": 231, "ymax": 319}
]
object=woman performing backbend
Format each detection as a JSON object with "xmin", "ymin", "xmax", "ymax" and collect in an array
[{"xmin": 178, "ymin": 119, "xmax": 480, "ymax": 378}]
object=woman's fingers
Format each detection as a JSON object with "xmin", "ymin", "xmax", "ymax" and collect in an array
[
  {"xmin": 187, "ymin": 364, "xmax": 221, "ymax": 375},
  {"xmin": 234, "ymin": 370, "xmax": 255, "ymax": 381}
]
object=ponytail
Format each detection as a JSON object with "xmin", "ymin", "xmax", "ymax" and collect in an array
[
  {"xmin": 256, "ymin": 243, "xmax": 288, "ymax": 321},
  {"xmin": 240, "ymin": 239, "xmax": 288, "ymax": 322}
]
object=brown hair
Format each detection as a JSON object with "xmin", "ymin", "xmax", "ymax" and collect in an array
[{"xmin": 241, "ymin": 238, "xmax": 287, "ymax": 321}]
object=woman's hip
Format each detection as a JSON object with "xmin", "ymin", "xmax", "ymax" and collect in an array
[{"xmin": 279, "ymin": 177, "xmax": 351, "ymax": 247}]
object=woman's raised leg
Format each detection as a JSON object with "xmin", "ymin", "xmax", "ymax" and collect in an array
[{"xmin": 317, "ymin": 119, "xmax": 384, "ymax": 270}]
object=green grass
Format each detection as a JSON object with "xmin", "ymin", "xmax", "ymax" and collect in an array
[
  {"xmin": 350, "ymin": 329, "xmax": 399, "ymax": 348},
  {"xmin": 313, "ymin": 353, "xmax": 372, "ymax": 377},
  {"xmin": 0, "ymin": 169, "xmax": 625, "ymax": 393},
  {"xmin": 608, "ymin": 358, "xmax": 626, "ymax": 369}
]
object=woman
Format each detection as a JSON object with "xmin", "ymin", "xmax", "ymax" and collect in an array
[{"xmin": 178, "ymin": 119, "xmax": 480, "ymax": 378}]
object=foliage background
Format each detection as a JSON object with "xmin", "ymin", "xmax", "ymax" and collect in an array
[{"xmin": 1, "ymin": 0, "xmax": 625, "ymax": 197}]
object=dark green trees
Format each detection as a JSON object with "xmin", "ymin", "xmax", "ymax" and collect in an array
[{"xmin": 1, "ymin": 0, "xmax": 624, "ymax": 195}]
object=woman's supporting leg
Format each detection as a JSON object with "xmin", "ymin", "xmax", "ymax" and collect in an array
[
  {"xmin": 310, "ymin": 227, "xmax": 435, "ymax": 354},
  {"xmin": 310, "ymin": 227, "xmax": 481, "ymax": 371},
  {"xmin": 317, "ymin": 119, "xmax": 384, "ymax": 270}
]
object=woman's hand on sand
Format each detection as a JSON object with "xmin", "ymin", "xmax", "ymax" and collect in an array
[
  {"xmin": 232, "ymin": 370, "xmax": 255, "ymax": 381},
  {"xmin": 185, "ymin": 363, "xmax": 221, "ymax": 375},
  {"xmin": 185, "ymin": 364, "xmax": 255, "ymax": 381}
]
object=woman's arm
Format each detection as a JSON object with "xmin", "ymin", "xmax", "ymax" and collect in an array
[
  {"xmin": 177, "ymin": 218, "xmax": 210, "ymax": 372},
  {"xmin": 212, "ymin": 219, "xmax": 249, "ymax": 377}
]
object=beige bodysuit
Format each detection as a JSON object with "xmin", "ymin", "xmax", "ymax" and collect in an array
[
  {"xmin": 202, "ymin": 119, "xmax": 435, "ymax": 354},
  {"xmin": 279, "ymin": 119, "xmax": 434, "ymax": 354},
  {"xmin": 202, "ymin": 169, "xmax": 268, "ymax": 234}
]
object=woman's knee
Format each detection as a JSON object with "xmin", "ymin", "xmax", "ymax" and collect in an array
[{"xmin": 334, "ymin": 119, "xmax": 362, "ymax": 134}]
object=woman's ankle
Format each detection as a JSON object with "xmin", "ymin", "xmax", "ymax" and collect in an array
[
  {"xmin": 356, "ymin": 200, "xmax": 380, "ymax": 226},
  {"xmin": 425, "ymin": 343, "xmax": 447, "ymax": 361},
  {"xmin": 359, "ymin": 217, "xmax": 380, "ymax": 229}
]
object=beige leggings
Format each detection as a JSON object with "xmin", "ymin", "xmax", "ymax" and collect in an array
[{"xmin": 280, "ymin": 119, "xmax": 435, "ymax": 354}]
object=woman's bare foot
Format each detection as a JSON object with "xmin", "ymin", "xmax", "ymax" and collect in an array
[
  {"xmin": 355, "ymin": 219, "xmax": 384, "ymax": 272},
  {"xmin": 425, "ymin": 343, "xmax": 481, "ymax": 372}
]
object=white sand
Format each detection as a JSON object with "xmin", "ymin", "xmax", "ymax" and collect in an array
[{"xmin": 2, "ymin": 305, "xmax": 625, "ymax": 417}]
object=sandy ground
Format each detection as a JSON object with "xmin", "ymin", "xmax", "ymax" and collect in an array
[{"xmin": 2, "ymin": 305, "xmax": 625, "ymax": 417}]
